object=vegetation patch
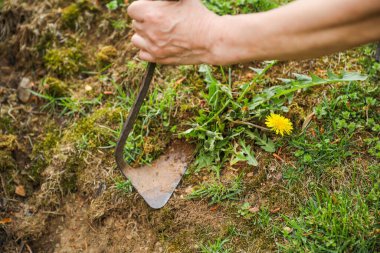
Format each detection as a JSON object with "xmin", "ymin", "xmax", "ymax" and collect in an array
[
  {"xmin": 43, "ymin": 46, "xmax": 86, "ymax": 77},
  {"xmin": 278, "ymin": 187, "xmax": 379, "ymax": 252},
  {"xmin": 61, "ymin": 0, "xmax": 98, "ymax": 30}
]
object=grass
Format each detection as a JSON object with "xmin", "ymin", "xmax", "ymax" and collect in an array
[
  {"xmin": 182, "ymin": 64, "xmax": 368, "ymax": 192},
  {"xmin": 200, "ymin": 238, "xmax": 232, "ymax": 253},
  {"xmin": 187, "ymin": 175, "xmax": 244, "ymax": 205},
  {"xmin": 278, "ymin": 187, "xmax": 379, "ymax": 252},
  {"xmin": 289, "ymin": 81, "xmax": 379, "ymax": 173},
  {"xmin": 114, "ymin": 178, "xmax": 133, "ymax": 193}
]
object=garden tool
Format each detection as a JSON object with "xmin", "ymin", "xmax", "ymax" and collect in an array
[{"xmin": 115, "ymin": 62, "xmax": 193, "ymax": 209}]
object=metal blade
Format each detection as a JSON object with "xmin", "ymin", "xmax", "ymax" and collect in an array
[{"xmin": 121, "ymin": 140, "xmax": 193, "ymax": 209}]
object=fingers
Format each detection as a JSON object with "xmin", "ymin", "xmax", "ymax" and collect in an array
[
  {"xmin": 131, "ymin": 34, "xmax": 152, "ymax": 52},
  {"xmin": 139, "ymin": 50, "xmax": 180, "ymax": 65},
  {"xmin": 139, "ymin": 50, "xmax": 155, "ymax": 62},
  {"xmin": 131, "ymin": 20, "xmax": 144, "ymax": 33}
]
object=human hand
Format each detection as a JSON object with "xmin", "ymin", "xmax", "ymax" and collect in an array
[{"xmin": 127, "ymin": 0, "xmax": 220, "ymax": 65}]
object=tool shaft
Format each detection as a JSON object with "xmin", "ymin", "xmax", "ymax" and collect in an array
[{"xmin": 115, "ymin": 62, "xmax": 156, "ymax": 170}]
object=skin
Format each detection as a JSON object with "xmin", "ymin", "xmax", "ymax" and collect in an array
[{"xmin": 127, "ymin": 0, "xmax": 380, "ymax": 65}]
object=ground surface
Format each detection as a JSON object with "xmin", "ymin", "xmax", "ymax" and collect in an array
[{"xmin": 0, "ymin": 0, "xmax": 379, "ymax": 252}]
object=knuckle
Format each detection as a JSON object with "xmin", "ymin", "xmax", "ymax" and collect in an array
[
  {"xmin": 145, "ymin": 10, "xmax": 163, "ymax": 23},
  {"xmin": 150, "ymin": 46, "xmax": 162, "ymax": 56},
  {"xmin": 127, "ymin": 2, "xmax": 138, "ymax": 17},
  {"xmin": 139, "ymin": 51, "xmax": 154, "ymax": 61}
]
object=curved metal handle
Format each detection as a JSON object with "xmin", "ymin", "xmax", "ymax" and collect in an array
[{"xmin": 115, "ymin": 62, "xmax": 156, "ymax": 172}]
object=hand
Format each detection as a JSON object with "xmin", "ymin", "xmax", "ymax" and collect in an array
[{"xmin": 127, "ymin": 0, "xmax": 219, "ymax": 65}]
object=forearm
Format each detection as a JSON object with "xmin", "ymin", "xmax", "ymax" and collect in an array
[{"xmin": 209, "ymin": 0, "xmax": 380, "ymax": 64}]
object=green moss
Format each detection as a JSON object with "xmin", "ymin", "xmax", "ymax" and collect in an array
[
  {"xmin": 29, "ymin": 130, "xmax": 60, "ymax": 183},
  {"xmin": 96, "ymin": 45, "xmax": 118, "ymax": 66},
  {"xmin": 0, "ymin": 134, "xmax": 17, "ymax": 171},
  {"xmin": 0, "ymin": 134, "xmax": 16, "ymax": 150},
  {"xmin": 65, "ymin": 107, "xmax": 122, "ymax": 150},
  {"xmin": 0, "ymin": 116, "xmax": 13, "ymax": 133},
  {"xmin": 43, "ymin": 46, "xmax": 85, "ymax": 77},
  {"xmin": 42, "ymin": 77, "xmax": 69, "ymax": 97},
  {"xmin": 61, "ymin": 3, "xmax": 81, "ymax": 29},
  {"xmin": 61, "ymin": 0, "xmax": 97, "ymax": 29},
  {"xmin": 0, "ymin": 150, "xmax": 16, "ymax": 171}
]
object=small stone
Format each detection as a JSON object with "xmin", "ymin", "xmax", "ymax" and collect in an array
[
  {"xmin": 17, "ymin": 77, "xmax": 32, "ymax": 103},
  {"xmin": 270, "ymin": 207, "xmax": 281, "ymax": 214},
  {"xmin": 275, "ymin": 172, "xmax": 283, "ymax": 181},
  {"xmin": 247, "ymin": 172, "xmax": 254, "ymax": 178},
  {"xmin": 249, "ymin": 206, "xmax": 260, "ymax": 213},
  {"xmin": 184, "ymin": 186, "xmax": 193, "ymax": 194},
  {"xmin": 15, "ymin": 185, "xmax": 26, "ymax": 197},
  {"xmin": 283, "ymin": 226, "xmax": 293, "ymax": 233},
  {"xmin": 85, "ymin": 85, "xmax": 93, "ymax": 91}
]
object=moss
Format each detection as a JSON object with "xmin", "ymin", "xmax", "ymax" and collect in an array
[
  {"xmin": 29, "ymin": 130, "xmax": 60, "ymax": 183},
  {"xmin": 61, "ymin": 3, "xmax": 81, "ymax": 29},
  {"xmin": 43, "ymin": 46, "xmax": 85, "ymax": 77},
  {"xmin": 0, "ymin": 150, "xmax": 16, "ymax": 171},
  {"xmin": 42, "ymin": 77, "xmax": 69, "ymax": 97},
  {"xmin": 61, "ymin": 0, "xmax": 97, "ymax": 29},
  {"xmin": 0, "ymin": 134, "xmax": 17, "ymax": 150},
  {"xmin": 0, "ymin": 134, "xmax": 17, "ymax": 171},
  {"xmin": 65, "ymin": 107, "xmax": 122, "ymax": 150},
  {"xmin": 96, "ymin": 45, "xmax": 118, "ymax": 66},
  {"xmin": 60, "ymin": 156, "xmax": 81, "ymax": 194},
  {"xmin": 0, "ymin": 116, "xmax": 13, "ymax": 133}
]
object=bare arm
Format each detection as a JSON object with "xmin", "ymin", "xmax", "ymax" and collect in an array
[{"xmin": 127, "ymin": 0, "xmax": 380, "ymax": 65}]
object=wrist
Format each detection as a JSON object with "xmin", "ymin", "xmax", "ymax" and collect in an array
[{"xmin": 204, "ymin": 13, "xmax": 270, "ymax": 65}]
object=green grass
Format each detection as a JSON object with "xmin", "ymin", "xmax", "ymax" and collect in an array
[
  {"xmin": 200, "ymin": 238, "xmax": 232, "ymax": 253},
  {"xmin": 289, "ymin": 81, "xmax": 379, "ymax": 173},
  {"xmin": 278, "ymin": 187, "xmax": 379, "ymax": 252},
  {"xmin": 106, "ymin": 77, "xmax": 177, "ymax": 166},
  {"xmin": 276, "ymin": 75, "xmax": 379, "ymax": 252},
  {"xmin": 187, "ymin": 175, "xmax": 244, "ymax": 205},
  {"xmin": 114, "ymin": 178, "xmax": 133, "ymax": 193}
]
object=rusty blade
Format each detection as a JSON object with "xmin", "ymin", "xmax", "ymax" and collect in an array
[{"xmin": 121, "ymin": 140, "xmax": 193, "ymax": 209}]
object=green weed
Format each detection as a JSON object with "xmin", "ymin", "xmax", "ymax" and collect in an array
[
  {"xmin": 106, "ymin": 0, "xmax": 124, "ymax": 11},
  {"xmin": 200, "ymin": 238, "xmax": 231, "ymax": 253},
  {"xmin": 183, "ymin": 65, "xmax": 367, "ymax": 177}
]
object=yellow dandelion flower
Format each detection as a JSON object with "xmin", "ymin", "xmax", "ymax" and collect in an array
[{"xmin": 265, "ymin": 113, "xmax": 293, "ymax": 136}]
